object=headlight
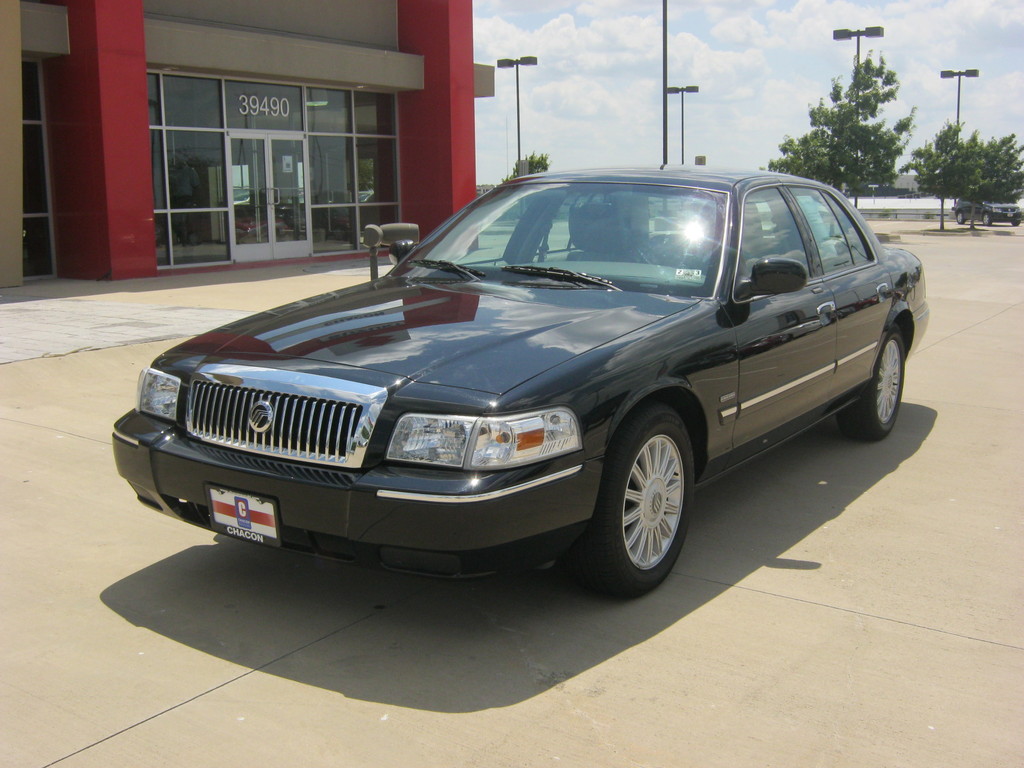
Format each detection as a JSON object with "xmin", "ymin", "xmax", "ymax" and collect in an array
[
  {"xmin": 137, "ymin": 368, "xmax": 181, "ymax": 421},
  {"xmin": 387, "ymin": 408, "xmax": 581, "ymax": 469}
]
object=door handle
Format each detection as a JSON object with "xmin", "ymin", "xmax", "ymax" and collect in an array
[
  {"xmin": 876, "ymin": 282, "xmax": 891, "ymax": 299},
  {"xmin": 816, "ymin": 301, "xmax": 836, "ymax": 326}
]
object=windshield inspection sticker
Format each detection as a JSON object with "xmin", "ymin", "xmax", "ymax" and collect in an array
[{"xmin": 675, "ymin": 268, "xmax": 703, "ymax": 280}]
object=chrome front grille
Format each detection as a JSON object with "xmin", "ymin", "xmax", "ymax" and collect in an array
[{"xmin": 184, "ymin": 365, "xmax": 389, "ymax": 469}]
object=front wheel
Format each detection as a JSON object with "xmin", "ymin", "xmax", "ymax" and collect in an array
[
  {"xmin": 564, "ymin": 404, "xmax": 693, "ymax": 597},
  {"xmin": 955, "ymin": 210, "xmax": 966, "ymax": 225},
  {"xmin": 837, "ymin": 330, "xmax": 906, "ymax": 441}
]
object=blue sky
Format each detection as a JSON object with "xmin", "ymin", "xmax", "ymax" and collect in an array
[{"xmin": 472, "ymin": 0, "xmax": 1024, "ymax": 184}]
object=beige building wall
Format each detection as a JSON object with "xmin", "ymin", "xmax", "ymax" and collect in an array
[
  {"xmin": 1, "ymin": 2, "xmax": 23, "ymax": 288},
  {"xmin": 143, "ymin": 0, "xmax": 398, "ymax": 49}
]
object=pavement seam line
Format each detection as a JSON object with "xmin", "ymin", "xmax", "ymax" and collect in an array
[
  {"xmin": 39, "ymin": 587, "xmax": 431, "ymax": 768},
  {"xmin": 914, "ymin": 298, "xmax": 1023, "ymax": 354},
  {"xmin": 676, "ymin": 572, "xmax": 1024, "ymax": 651},
  {"xmin": 0, "ymin": 417, "xmax": 110, "ymax": 446}
]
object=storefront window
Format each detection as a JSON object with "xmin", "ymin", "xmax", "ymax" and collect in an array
[
  {"xmin": 151, "ymin": 131, "xmax": 166, "ymax": 210},
  {"xmin": 164, "ymin": 76, "xmax": 222, "ymax": 129},
  {"xmin": 306, "ymin": 88, "xmax": 351, "ymax": 133},
  {"xmin": 148, "ymin": 75, "xmax": 398, "ymax": 266},
  {"xmin": 22, "ymin": 61, "xmax": 53, "ymax": 277},
  {"xmin": 170, "ymin": 212, "xmax": 229, "ymax": 264},
  {"xmin": 357, "ymin": 137, "xmax": 397, "ymax": 203},
  {"xmin": 225, "ymin": 81, "xmax": 303, "ymax": 131},
  {"xmin": 311, "ymin": 207, "xmax": 355, "ymax": 253},
  {"xmin": 23, "ymin": 124, "xmax": 47, "ymax": 214},
  {"xmin": 154, "ymin": 213, "xmax": 170, "ymax": 267},
  {"xmin": 355, "ymin": 91, "xmax": 394, "ymax": 135},
  {"xmin": 165, "ymin": 130, "xmax": 226, "ymax": 209},
  {"xmin": 22, "ymin": 63, "xmax": 41, "ymax": 121},
  {"xmin": 148, "ymin": 74, "xmax": 162, "ymax": 125},
  {"xmin": 358, "ymin": 205, "xmax": 399, "ymax": 230},
  {"xmin": 309, "ymin": 135, "xmax": 353, "ymax": 205}
]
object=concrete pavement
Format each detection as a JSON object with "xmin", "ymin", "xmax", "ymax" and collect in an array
[{"xmin": 1, "ymin": 223, "xmax": 1022, "ymax": 767}]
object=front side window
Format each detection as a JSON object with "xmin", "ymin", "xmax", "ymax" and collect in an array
[
  {"xmin": 737, "ymin": 187, "xmax": 810, "ymax": 282},
  {"xmin": 400, "ymin": 182, "xmax": 728, "ymax": 298}
]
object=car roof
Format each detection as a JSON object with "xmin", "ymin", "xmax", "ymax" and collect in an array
[{"xmin": 508, "ymin": 166, "xmax": 811, "ymax": 194}]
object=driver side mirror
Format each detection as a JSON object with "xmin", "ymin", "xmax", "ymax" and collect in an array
[
  {"xmin": 389, "ymin": 240, "xmax": 417, "ymax": 263},
  {"xmin": 735, "ymin": 257, "xmax": 808, "ymax": 301}
]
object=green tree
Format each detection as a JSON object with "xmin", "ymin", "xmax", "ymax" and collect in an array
[
  {"xmin": 972, "ymin": 134, "xmax": 1024, "ymax": 206},
  {"xmin": 906, "ymin": 131, "xmax": 1024, "ymax": 229},
  {"xmin": 502, "ymin": 151, "xmax": 550, "ymax": 183},
  {"xmin": 902, "ymin": 122, "xmax": 980, "ymax": 230},
  {"xmin": 769, "ymin": 55, "xmax": 915, "ymax": 202}
]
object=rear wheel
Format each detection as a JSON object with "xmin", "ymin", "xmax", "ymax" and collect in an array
[
  {"xmin": 837, "ymin": 330, "xmax": 906, "ymax": 441},
  {"xmin": 564, "ymin": 404, "xmax": 693, "ymax": 597},
  {"xmin": 982, "ymin": 212, "xmax": 993, "ymax": 226},
  {"xmin": 955, "ymin": 210, "xmax": 965, "ymax": 225}
]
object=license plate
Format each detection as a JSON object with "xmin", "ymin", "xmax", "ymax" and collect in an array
[{"xmin": 208, "ymin": 486, "xmax": 281, "ymax": 547}]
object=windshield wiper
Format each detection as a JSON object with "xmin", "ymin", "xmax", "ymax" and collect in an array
[
  {"xmin": 501, "ymin": 265, "xmax": 621, "ymax": 290},
  {"xmin": 407, "ymin": 259, "xmax": 485, "ymax": 280}
]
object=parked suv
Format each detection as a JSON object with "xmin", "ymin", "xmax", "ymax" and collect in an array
[{"xmin": 953, "ymin": 200, "xmax": 1022, "ymax": 226}]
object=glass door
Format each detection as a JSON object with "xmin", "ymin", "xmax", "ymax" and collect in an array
[
  {"xmin": 269, "ymin": 136, "xmax": 308, "ymax": 260},
  {"xmin": 230, "ymin": 133, "xmax": 309, "ymax": 262}
]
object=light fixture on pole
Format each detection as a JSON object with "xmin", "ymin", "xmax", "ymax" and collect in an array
[
  {"xmin": 667, "ymin": 85, "xmax": 699, "ymax": 165},
  {"xmin": 832, "ymin": 26, "xmax": 884, "ymax": 70},
  {"xmin": 497, "ymin": 56, "xmax": 538, "ymax": 176},
  {"xmin": 940, "ymin": 69, "xmax": 980, "ymax": 126}
]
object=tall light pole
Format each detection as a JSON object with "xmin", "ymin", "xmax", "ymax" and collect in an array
[
  {"xmin": 832, "ymin": 26, "xmax": 883, "ymax": 205},
  {"xmin": 662, "ymin": 0, "xmax": 668, "ymax": 167},
  {"xmin": 497, "ymin": 56, "xmax": 538, "ymax": 176},
  {"xmin": 667, "ymin": 85, "xmax": 699, "ymax": 164},
  {"xmin": 940, "ymin": 69, "xmax": 980, "ymax": 126}
]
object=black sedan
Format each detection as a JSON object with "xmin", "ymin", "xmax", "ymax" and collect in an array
[
  {"xmin": 952, "ymin": 200, "xmax": 1022, "ymax": 226},
  {"xmin": 113, "ymin": 169, "xmax": 929, "ymax": 597}
]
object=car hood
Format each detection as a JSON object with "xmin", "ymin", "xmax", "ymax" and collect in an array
[{"xmin": 173, "ymin": 277, "xmax": 699, "ymax": 394}]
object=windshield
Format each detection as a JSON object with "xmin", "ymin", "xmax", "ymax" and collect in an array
[{"xmin": 395, "ymin": 182, "xmax": 728, "ymax": 298}]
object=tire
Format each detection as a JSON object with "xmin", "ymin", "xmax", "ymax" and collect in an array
[
  {"xmin": 982, "ymin": 212, "xmax": 992, "ymax": 226},
  {"xmin": 837, "ymin": 330, "xmax": 906, "ymax": 441},
  {"xmin": 564, "ymin": 403, "xmax": 693, "ymax": 597},
  {"xmin": 955, "ymin": 210, "xmax": 965, "ymax": 225},
  {"xmin": 1012, "ymin": 221, "xmax": 1020, "ymax": 227}
]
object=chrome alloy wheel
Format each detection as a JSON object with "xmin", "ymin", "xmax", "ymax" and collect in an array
[
  {"xmin": 876, "ymin": 338, "xmax": 902, "ymax": 424},
  {"xmin": 621, "ymin": 435, "xmax": 684, "ymax": 569}
]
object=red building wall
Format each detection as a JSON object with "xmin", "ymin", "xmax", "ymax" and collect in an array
[
  {"xmin": 396, "ymin": 0, "xmax": 478, "ymax": 239},
  {"xmin": 43, "ymin": 0, "xmax": 156, "ymax": 279}
]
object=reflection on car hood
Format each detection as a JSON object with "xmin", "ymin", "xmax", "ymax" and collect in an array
[{"xmin": 174, "ymin": 277, "xmax": 699, "ymax": 394}]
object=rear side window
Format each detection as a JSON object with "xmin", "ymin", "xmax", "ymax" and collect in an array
[
  {"xmin": 789, "ymin": 187, "xmax": 854, "ymax": 274},
  {"xmin": 789, "ymin": 186, "xmax": 873, "ymax": 272},
  {"xmin": 823, "ymin": 194, "xmax": 872, "ymax": 266},
  {"xmin": 737, "ymin": 187, "xmax": 810, "ymax": 281}
]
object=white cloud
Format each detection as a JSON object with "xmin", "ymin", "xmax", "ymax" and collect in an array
[{"xmin": 473, "ymin": 0, "xmax": 1024, "ymax": 183}]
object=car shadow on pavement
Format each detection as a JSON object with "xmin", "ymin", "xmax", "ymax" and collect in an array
[{"xmin": 101, "ymin": 403, "xmax": 936, "ymax": 713}]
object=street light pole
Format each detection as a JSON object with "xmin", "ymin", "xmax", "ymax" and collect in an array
[
  {"xmin": 496, "ymin": 56, "xmax": 538, "ymax": 176},
  {"xmin": 667, "ymin": 85, "xmax": 699, "ymax": 164},
  {"xmin": 832, "ymin": 26, "xmax": 884, "ymax": 206},
  {"xmin": 662, "ymin": 0, "xmax": 668, "ymax": 167},
  {"xmin": 940, "ymin": 69, "xmax": 980, "ymax": 125}
]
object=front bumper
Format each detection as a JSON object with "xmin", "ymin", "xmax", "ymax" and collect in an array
[{"xmin": 112, "ymin": 411, "xmax": 600, "ymax": 576}]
